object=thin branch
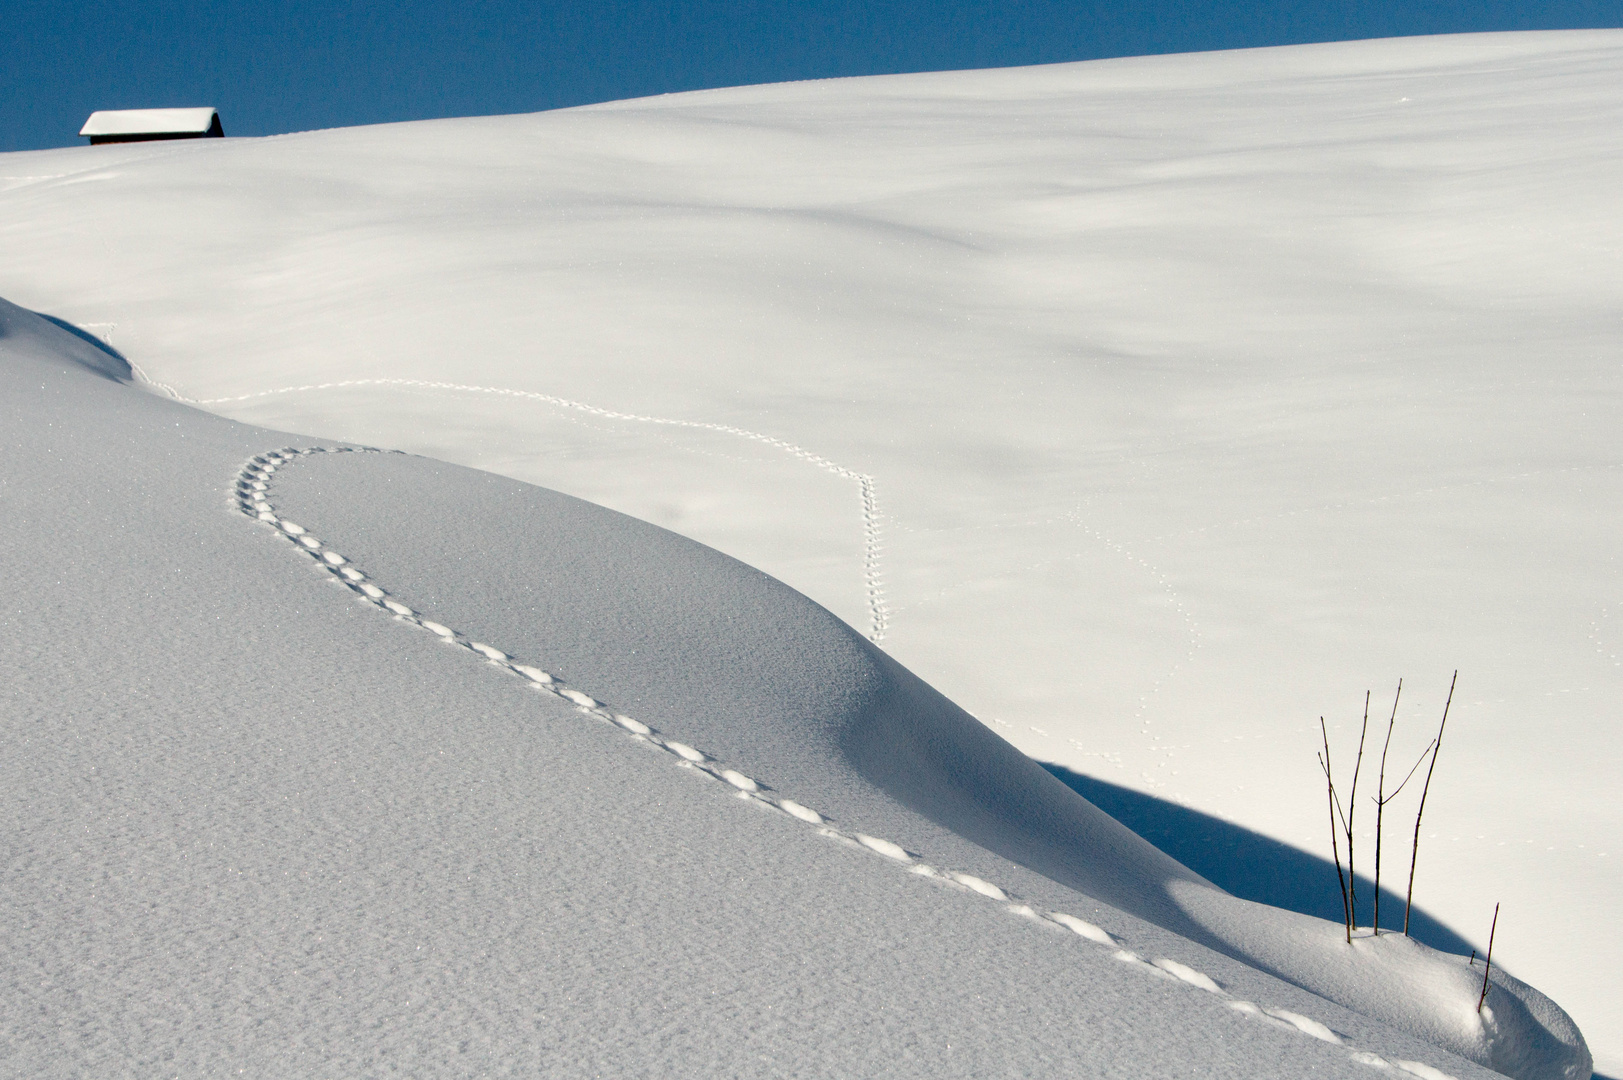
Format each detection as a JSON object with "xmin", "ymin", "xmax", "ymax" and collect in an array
[
  {"xmin": 1320, "ymin": 719, "xmax": 1352, "ymax": 942},
  {"xmin": 1479, "ymin": 903, "xmax": 1500, "ymax": 1012},
  {"xmin": 1328, "ymin": 766, "xmax": 1352, "ymax": 836},
  {"xmin": 1320, "ymin": 752, "xmax": 1352, "ymax": 941},
  {"xmin": 1406, "ymin": 671, "xmax": 1457, "ymax": 936},
  {"xmin": 1372, "ymin": 680, "xmax": 1401, "ymax": 933},
  {"xmin": 1372, "ymin": 734, "xmax": 1434, "ymax": 932},
  {"xmin": 1346, "ymin": 691, "xmax": 1370, "ymax": 930},
  {"xmin": 1331, "ymin": 785, "xmax": 1351, "ymax": 836},
  {"xmin": 1386, "ymin": 738, "xmax": 1435, "ymax": 802}
]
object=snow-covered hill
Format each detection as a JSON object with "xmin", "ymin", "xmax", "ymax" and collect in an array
[{"xmin": 2, "ymin": 28, "xmax": 1617, "ymax": 1076}]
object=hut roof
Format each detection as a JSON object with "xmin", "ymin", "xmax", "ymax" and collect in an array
[{"xmin": 80, "ymin": 108, "xmax": 221, "ymax": 139}]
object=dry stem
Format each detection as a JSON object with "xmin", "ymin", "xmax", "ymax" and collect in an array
[
  {"xmin": 1320, "ymin": 718, "xmax": 1352, "ymax": 942},
  {"xmin": 1406, "ymin": 670, "xmax": 1457, "ymax": 936},
  {"xmin": 1479, "ymin": 903, "xmax": 1500, "ymax": 1012}
]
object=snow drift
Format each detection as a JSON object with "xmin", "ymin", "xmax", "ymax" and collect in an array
[{"xmin": 0, "ymin": 296, "xmax": 1590, "ymax": 1076}]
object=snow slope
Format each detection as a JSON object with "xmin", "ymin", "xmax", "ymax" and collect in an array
[
  {"xmin": 2, "ymin": 27, "xmax": 1617, "ymax": 1072},
  {"xmin": 2, "ymin": 298, "xmax": 1553, "ymax": 1077}
]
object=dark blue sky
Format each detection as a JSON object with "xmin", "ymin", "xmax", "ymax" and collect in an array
[{"xmin": 4, "ymin": 0, "xmax": 1618, "ymax": 152}]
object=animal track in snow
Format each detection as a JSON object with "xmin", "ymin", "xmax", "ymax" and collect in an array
[
  {"xmin": 1592, "ymin": 605, "xmax": 1620, "ymax": 670},
  {"xmin": 192, "ymin": 376, "xmax": 890, "ymax": 643},
  {"xmin": 233, "ymin": 446, "xmax": 1461, "ymax": 1079}
]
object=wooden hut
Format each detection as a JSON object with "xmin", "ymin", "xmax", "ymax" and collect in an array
[{"xmin": 79, "ymin": 108, "xmax": 224, "ymax": 145}]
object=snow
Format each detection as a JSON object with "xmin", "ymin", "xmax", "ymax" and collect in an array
[
  {"xmin": 2, "ymin": 27, "xmax": 1617, "ymax": 1078},
  {"xmin": 77, "ymin": 107, "xmax": 219, "ymax": 137},
  {"xmin": 6, "ymin": 300, "xmax": 1531, "ymax": 1078}
]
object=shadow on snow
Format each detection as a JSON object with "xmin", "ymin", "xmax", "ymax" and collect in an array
[
  {"xmin": 39, "ymin": 314, "xmax": 129, "ymax": 362},
  {"xmin": 1042, "ymin": 763, "xmax": 1477, "ymax": 957}
]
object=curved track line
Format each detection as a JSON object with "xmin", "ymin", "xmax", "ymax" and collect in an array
[
  {"xmin": 188, "ymin": 377, "xmax": 889, "ymax": 642},
  {"xmin": 232, "ymin": 445, "xmax": 1460, "ymax": 1079}
]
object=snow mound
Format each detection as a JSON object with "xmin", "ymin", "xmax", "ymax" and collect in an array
[
  {"xmin": 0, "ymin": 295, "xmax": 1558, "ymax": 1077},
  {"xmin": 1180, "ymin": 892, "xmax": 1591, "ymax": 1079},
  {"xmin": 260, "ymin": 385, "xmax": 1590, "ymax": 1080},
  {"xmin": 0, "ymin": 297, "xmax": 130, "ymax": 381},
  {"xmin": 264, "ymin": 434, "xmax": 1219, "ymax": 914}
]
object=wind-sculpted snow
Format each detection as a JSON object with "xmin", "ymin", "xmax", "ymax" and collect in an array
[
  {"xmin": 0, "ymin": 297, "xmax": 130, "ymax": 381},
  {"xmin": 260, "ymin": 436, "xmax": 1218, "ymax": 933},
  {"xmin": 0, "ymin": 298, "xmax": 1534, "ymax": 1077},
  {"xmin": 259, "ymin": 439, "xmax": 1590, "ymax": 1080},
  {"xmin": 240, "ymin": 443, "xmax": 1488, "ymax": 1080}
]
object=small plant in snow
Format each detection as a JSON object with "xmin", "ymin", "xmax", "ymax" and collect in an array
[{"xmin": 1316, "ymin": 672, "xmax": 1455, "ymax": 941}]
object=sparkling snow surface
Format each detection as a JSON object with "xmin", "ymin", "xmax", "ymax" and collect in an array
[
  {"xmin": 1, "ymin": 28, "xmax": 1618, "ymax": 1073},
  {"xmin": 3, "ymin": 301, "xmax": 1539, "ymax": 1078}
]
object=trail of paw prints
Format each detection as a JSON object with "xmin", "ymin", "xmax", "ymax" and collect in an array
[
  {"xmin": 198, "ymin": 376, "xmax": 890, "ymax": 644},
  {"xmin": 1063, "ymin": 514, "xmax": 1203, "ymax": 790},
  {"xmin": 1592, "ymin": 605, "xmax": 1620, "ymax": 670},
  {"xmin": 237, "ymin": 447, "xmax": 1458, "ymax": 1080}
]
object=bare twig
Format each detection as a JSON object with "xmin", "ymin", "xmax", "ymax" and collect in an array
[
  {"xmin": 1388, "ymin": 740, "xmax": 1435, "ymax": 801},
  {"xmin": 1374, "ymin": 733, "xmax": 1435, "ymax": 931},
  {"xmin": 1479, "ymin": 903, "xmax": 1500, "ymax": 1012},
  {"xmin": 1372, "ymin": 680, "xmax": 1402, "ymax": 933},
  {"xmin": 1320, "ymin": 719, "xmax": 1352, "ymax": 942},
  {"xmin": 1406, "ymin": 671, "xmax": 1457, "ymax": 936},
  {"xmin": 1346, "ymin": 691, "xmax": 1370, "ymax": 929}
]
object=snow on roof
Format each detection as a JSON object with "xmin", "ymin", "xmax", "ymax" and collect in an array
[{"xmin": 79, "ymin": 108, "xmax": 219, "ymax": 137}]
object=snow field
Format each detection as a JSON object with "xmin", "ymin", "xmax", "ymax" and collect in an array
[
  {"xmin": 3, "ymin": 29, "xmax": 1617, "ymax": 1075},
  {"xmin": 0, "ymin": 298, "xmax": 1559, "ymax": 1076},
  {"xmin": 3, "ymin": 313, "xmax": 1407, "ymax": 1078}
]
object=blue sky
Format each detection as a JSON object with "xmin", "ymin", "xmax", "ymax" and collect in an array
[{"xmin": 4, "ymin": 0, "xmax": 1618, "ymax": 152}]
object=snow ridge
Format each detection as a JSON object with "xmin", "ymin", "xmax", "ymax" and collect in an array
[
  {"xmin": 232, "ymin": 444, "xmax": 1462, "ymax": 1080},
  {"xmin": 198, "ymin": 377, "xmax": 889, "ymax": 642}
]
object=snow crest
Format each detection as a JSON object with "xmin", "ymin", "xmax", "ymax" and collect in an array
[{"xmin": 233, "ymin": 443, "xmax": 1493, "ymax": 1080}]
